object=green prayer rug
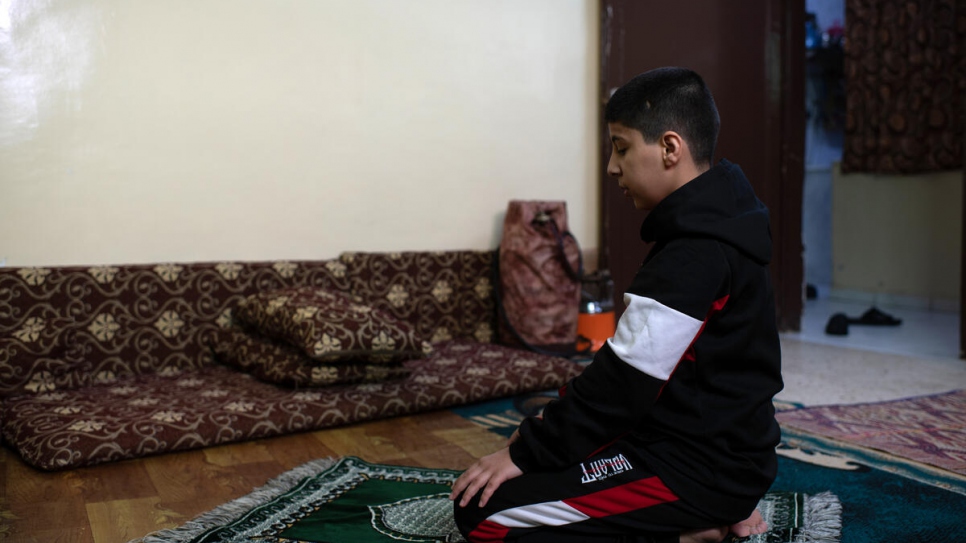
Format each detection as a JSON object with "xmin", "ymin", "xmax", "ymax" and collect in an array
[{"xmin": 133, "ymin": 456, "xmax": 840, "ymax": 543}]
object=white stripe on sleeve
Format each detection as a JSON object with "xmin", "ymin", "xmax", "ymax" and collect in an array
[{"xmin": 605, "ymin": 293, "xmax": 703, "ymax": 381}]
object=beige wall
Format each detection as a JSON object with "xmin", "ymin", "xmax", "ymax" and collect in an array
[
  {"xmin": 0, "ymin": 0, "xmax": 599, "ymax": 267},
  {"xmin": 832, "ymin": 164, "xmax": 963, "ymax": 309}
]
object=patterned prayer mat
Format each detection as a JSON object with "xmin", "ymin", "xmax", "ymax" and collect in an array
[
  {"xmin": 772, "ymin": 444, "xmax": 966, "ymax": 542},
  {"xmin": 777, "ymin": 389, "xmax": 966, "ymax": 477},
  {"xmin": 132, "ymin": 457, "xmax": 840, "ymax": 543},
  {"xmin": 454, "ymin": 390, "xmax": 966, "ymax": 542}
]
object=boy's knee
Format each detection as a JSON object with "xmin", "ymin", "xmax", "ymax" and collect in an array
[{"xmin": 452, "ymin": 500, "xmax": 476, "ymax": 538}]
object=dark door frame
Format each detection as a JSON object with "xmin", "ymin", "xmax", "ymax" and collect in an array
[
  {"xmin": 598, "ymin": 1, "xmax": 805, "ymax": 331},
  {"xmin": 772, "ymin": 0, "xmax": 807, "ymax": 331}
]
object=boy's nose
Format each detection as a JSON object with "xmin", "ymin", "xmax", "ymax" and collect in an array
[{"xmin": 606, "ymin": 155, "xmax": 620, "ymax": 177}]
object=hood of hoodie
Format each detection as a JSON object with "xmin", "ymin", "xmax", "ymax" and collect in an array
[{"xmin": 640, "ymin": 159, "xmax": 772, "ymax": 265}]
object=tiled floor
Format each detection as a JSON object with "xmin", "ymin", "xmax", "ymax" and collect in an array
[
  {"xmin": 788, "ymin": 297, "xmax": 959, "ymax": 360},
  {"xmin": 778, "ymin": 297, "xmax": 966, "ymax": 407}
]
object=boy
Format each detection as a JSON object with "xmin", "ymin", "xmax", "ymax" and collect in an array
[{"xmin": 450, "ymin": 67, "xmax": 783, "ymax": 543}]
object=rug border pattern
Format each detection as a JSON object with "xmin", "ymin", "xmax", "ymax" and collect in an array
[
  {"xmin": 781, "ymin": 425, "xmax": 966, "ymax": 496},
  {"xmin": 133, "ymin": 457, "xmax": 840, "ymax": 543},
  {"xmin": 135, "ymin": 457, "xmax": 462, "ymax": 543}
]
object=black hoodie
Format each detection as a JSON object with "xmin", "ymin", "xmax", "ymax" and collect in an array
[{"xmin": 509, "ymin": 159, "xmax": 783, "ymax": 521}]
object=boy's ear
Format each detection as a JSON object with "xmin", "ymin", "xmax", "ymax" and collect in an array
[{"xmin": 660, "ymin": 131, "xmax": 685, "ymax": 167}]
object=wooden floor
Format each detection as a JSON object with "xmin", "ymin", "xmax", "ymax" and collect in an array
[{"xmin": 0, "ymin": 410, "xmax": 506, "ymax": 543}]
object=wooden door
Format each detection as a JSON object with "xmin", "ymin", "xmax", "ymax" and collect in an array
[{"xmin": 599, "ymin": 0, "xmax": 806, "ymax": 331}]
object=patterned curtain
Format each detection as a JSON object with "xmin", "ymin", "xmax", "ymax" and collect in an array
[{"xmin": 842, "ymin": 0, "xmax": 964, "ymax": 174}]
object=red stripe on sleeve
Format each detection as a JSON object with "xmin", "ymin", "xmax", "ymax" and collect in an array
[{"xmin": 657, "ymin": 294, "xmax": 730, "ymax": 396}]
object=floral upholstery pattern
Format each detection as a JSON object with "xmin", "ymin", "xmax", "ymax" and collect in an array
[
  {"xmin": 340, "ymin": 251, "xmax": 496, "ymax": 344},
  {"xmin": 1, "ymin": 251, "xmax": 583, "ymax": 471},
  {"xmin": 210, "ymin": 328, "xmax": 412, "ymax": 388},
  {"xmin": 235, "ymin": 287, "xmax": 430, "ymax": 363},
  {"xmin": 0, "ymin": 260, "xmax": 349, "ymax": 398},
  {"xmin": 3, "ymin": 340, "xmax": 582, "ymax": 471}
]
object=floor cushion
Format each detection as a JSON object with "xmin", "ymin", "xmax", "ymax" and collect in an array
[{"xmin": 2, "ymin": 340, "xmax": 582, "ymax": 471}]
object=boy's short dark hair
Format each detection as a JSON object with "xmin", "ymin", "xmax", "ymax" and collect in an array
[{"xmin": 605, "ymin": 67, "xmax": 720, "ymax": 167}]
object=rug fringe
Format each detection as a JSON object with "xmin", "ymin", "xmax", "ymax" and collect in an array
[
  {"xmin": 130, "ymin": 457, "xmax": 340, "ymax": 543},
  {"xmin": 796, "ymin": 491, "xmax": 842, "ymax": 543}
]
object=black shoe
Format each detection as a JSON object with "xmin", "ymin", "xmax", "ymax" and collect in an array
[
  {"xmin": 806, "ymin": 284, "xmax": 818, "ymax": 300},
  {"xmin": 850, "ymin": 306, "xmax": 902, "ymax": 326},
  {"xmin": 825, "ymin": 313, "xmax": 849, "ymax": 335}
]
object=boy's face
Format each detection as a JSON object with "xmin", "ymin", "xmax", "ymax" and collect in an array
[{"xmin": 606, "ymin": 122, "xmax": 675, "ymax": 211}]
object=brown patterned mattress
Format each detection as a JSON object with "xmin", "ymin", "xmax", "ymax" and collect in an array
[
  {"xmin": 3, "ymin": 340, "xmax": 581, "ymax": 471},
  {"xmin": 0, "ymin": 251, "xmax": 583, "ymax": 471}
]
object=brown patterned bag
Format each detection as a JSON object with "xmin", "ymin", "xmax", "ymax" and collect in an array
[{"xmin": 497, "ymin": 200, "xmax": 582, "ymax": 356}]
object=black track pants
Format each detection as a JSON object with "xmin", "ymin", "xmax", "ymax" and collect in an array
[{"xmin": 452, "ymin": 440, "xmax": 749, "ymax": 543}]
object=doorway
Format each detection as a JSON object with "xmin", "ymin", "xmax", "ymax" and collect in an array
[
  {"xmin": 801, "ymin": 1, "xmax": 845, "ymax": 301},
  {"xmin": 795, "ymin": 1, "xmax": 962, "ymax": 360}
]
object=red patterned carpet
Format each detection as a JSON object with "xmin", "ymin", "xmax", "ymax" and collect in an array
[{"xmin": 776, "ymin": 389, "xmax": 966, "ymax": 476}]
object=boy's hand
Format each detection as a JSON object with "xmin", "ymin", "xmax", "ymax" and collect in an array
[{"xmin": 449, "ymin": 447, "xmax": 523, "ymax": 508}]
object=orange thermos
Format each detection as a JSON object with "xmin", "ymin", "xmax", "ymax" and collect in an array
[{"xmin": 576, "ymin": 270, "xmax": 616, "ymax": 354}]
